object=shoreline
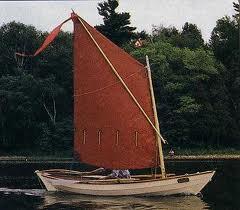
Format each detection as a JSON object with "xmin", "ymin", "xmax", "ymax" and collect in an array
[{"xmin": 0, "ymin": 155, "xmax": 240, "ymax": 163}]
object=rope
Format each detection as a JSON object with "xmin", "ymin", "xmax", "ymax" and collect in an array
[{"xmin": 74, "ymin": 71, "xmax": 140, "ymax": 97}]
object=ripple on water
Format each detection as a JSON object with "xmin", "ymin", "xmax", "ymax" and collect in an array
[{"xmin": 0, "ymin": 188, "xmax": 45, "ymax": 196}]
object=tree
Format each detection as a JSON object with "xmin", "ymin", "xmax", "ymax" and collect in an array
[
  {"xmin": 0, "ymin": 21, "xmax": 41, "ymax": 77},
  {"xmin": 180, "ymin": 22, "xmax": 204, "ymax": 49},
  {"xmin": 0, "ymin": 74, "xmax": 39, "ymax": 149},
  {"xmin": 95, "ymin": 0, "xmax": 136, "ymax": 46},
  {"xmin": 0, "ymin": 22, "xmax": 73, "ymax": 155},
  {"xmin": 129, "ymin": 38, "xmax": 238, "ymax": 147},
  {"xmin": 151, "ymin": 23, "xmax": 204, "ymax": 49},
  {"xmin": 210, "ymin": 15, "xmax": 239, "ymax": 134},
  {"xmin": 152, "ymin": 25, "xmax": 182, "ymax": 47},
  {"xmin": 233, "ymin": 2, "xmax": 239, "ymax": 19},
  {"xmin": 210, "ymin": 16, "xmax": 238, "ymax": 68}
]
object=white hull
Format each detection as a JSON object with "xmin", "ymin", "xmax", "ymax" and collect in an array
[{"xmin": 35, "ymin": 170, "xmax": 215, "ymax": 196}]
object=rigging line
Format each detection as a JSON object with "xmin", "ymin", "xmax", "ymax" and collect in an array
[
  {"xmin": 76, "ymin": 15, "xmax": 166, "ymax": 144},
  {"xmin": 74, "ymin": 71, "xmax": 141, "ymax": 97}
]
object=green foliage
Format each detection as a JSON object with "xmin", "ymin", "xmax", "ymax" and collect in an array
[
  {"xmin": 152, "ymin": 22, "xmax": 204, "ymax": 49},
  {"xmin": 37, "ymin": 117, "xmax": 72, "ymax": 154},
  {"xmin": 0, "ymin": 74, "xmax": 38, "ymax": 149},
  {"xmin": 180, "ymin": 22, "xmax": 204, "ymax": 49},
  {"xmin": 0, "ymin": 21, "xmax": 41, "ymax": 76},
  {"xmin": 95, "ymin": 0, "xmax": 136, "ymax": 46},
  {"xmin": 210, "ymin": 14, "xmax": 240, "ymax": 145},
  {"xmin": 152, "ymin": 25, "xmax": 182, "ymax": 47},
  {"xmin": 176, "ymin": 96, "xmax": 201, "ymax": 114},
  {"xmin": 130, "ymin": 37, "xmax": 238, "ymax": 147},
  {"xmin": 210, "ymin": 16, "xmax": 238, "ymax": 69},
  {"xmin": 233, "ymin": 2, "xmax": 239, "ymax": 19},
  {"xmin": 0, "ymin": 22, "xmax": 73, "ymax": 154}
]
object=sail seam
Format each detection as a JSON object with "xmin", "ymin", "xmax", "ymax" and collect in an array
[
  {"xmin": 98, "ymin": 130, "xmax": 101, "ymax": 145},
  {"xmin": 116, "ymin": 130, "xmax": 119, "ymax": 146},
  {"xmin": 135, "ymin": 131, "xmax": 138, "ymax": 146},
  {"xmin": 83, "ymin": 129, "xmax": 86, "ymax": 144}
]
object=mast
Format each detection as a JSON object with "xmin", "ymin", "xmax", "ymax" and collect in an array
[{"xmin": 146, "ymin": 55, "xmax": 166, "ymax": 178}]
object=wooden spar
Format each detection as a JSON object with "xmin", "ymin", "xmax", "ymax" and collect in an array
[
  {"xmin": 146, "ymin": 55, "xmax": 166, "ymax": 178},
  {"xmin": 76, "ymin": 16, "xmax": 166, "ymax": 144}
]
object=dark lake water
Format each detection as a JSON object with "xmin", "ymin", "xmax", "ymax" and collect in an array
[{"xmin": 0, "ymin": 160, "xmax": 239, "ymax": 209}]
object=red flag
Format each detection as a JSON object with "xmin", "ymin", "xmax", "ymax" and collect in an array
[{"xmin": 16, "ymin": 17, "xmax": 72, "ymax": 57}]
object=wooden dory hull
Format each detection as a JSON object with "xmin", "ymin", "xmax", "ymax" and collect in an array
[{"xmin": 35, "ymin": 170, "xmax": 215, "ymax": 196}]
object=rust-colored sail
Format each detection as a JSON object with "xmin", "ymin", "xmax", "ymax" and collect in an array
[
  {"xmin": 16, "ymin": 13, "xmax": 159, "ymax": 169},
  {"xmin": 72, "ymin": 14, "xmax": 158, "ymax": 169}
]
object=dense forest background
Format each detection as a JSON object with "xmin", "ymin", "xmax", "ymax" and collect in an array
[{"xmin": 0, "ymin": 0, "xmax": 239, "ymax": 155}]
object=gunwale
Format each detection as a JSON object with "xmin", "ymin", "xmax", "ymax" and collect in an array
[{"xmin": 39, "ymin": 170, "xmax": 214, "ymax": 185}]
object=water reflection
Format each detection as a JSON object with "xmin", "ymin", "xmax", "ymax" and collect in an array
[
  {"xmin": 0, "ymin": 188, "xmax": 44, "ymax": 210},
  {"xmin": 40, "ymin": 193, "xmax": 209, "ymax": 210},
  {"xmin": 0, "ymin": 188, "xmax": 210, "ymax": 210}
]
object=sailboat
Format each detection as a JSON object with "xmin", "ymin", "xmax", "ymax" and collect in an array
[{"xmin": 18, "ymin": 12, "xmax": 215, "ymax": 196}]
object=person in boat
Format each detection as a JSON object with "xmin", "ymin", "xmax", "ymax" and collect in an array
[
  {"xmin": 109, "ymin": 170, "xmax": 131, "ymax": 179},
  {"xmin": 169, "ymin": 148, "xmax": 175, "ymax": 157},
  {"xmin": 100, "ymin": 169, "xmax": 131, "ymax": 179}
]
